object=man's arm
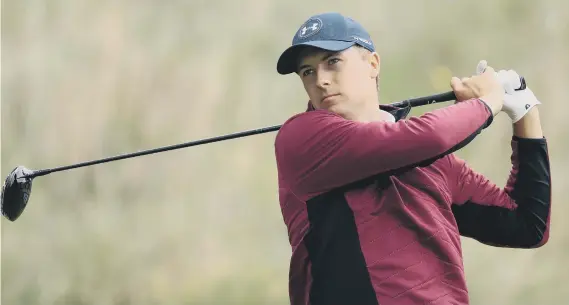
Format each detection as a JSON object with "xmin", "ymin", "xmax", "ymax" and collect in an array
[
  {"xmin": 450, "ymin": 107, "xmax": 552, "ymax": 248},
  {"xmin": 275, "ymin": 98, "xmax": 494, "ymax": 199}
]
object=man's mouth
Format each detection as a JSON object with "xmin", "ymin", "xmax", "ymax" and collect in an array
[{"xmin": 322, "ymin": 94, "xmax": 340, "ymax": 103}]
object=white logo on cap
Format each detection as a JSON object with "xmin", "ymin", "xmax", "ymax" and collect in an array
[{"xmin": 298, "ymin": 18, "xmax": 323, "ymax": 39}]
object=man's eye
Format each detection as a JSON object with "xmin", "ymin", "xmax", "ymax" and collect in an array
[
  {"xmin": 302, "ymin": 69, "xmax": 314, "ymax": 77},
  {"xmin": 328, "ymin": 58, "xmax": 340, "ymax": 65}
]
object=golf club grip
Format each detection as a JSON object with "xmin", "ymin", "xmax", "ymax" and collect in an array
[
  {"xmin": 390, "ymin": 91, "xmax": 456, "ymax": 108},
  {"xmin": 392, "ymin": 76, "xmax": 526, "ymax": 108}
]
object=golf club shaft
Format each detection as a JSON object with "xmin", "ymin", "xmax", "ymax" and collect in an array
[{"xmin": 25, "ymin": 91, "xmax": 458, "ymax": 179}]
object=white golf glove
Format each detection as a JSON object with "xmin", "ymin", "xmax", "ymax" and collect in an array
[{"xmin": 476, "ymin": 60, "xmax": 541, "ymax": 123}]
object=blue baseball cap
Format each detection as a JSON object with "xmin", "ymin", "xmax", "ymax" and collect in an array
[{"xmin": 276, "ymin": 12, "xmax": 376, "ymax": 75}]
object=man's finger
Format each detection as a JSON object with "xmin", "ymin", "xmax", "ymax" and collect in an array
[
  {"xmin": 450, "ymin": 77, "xmax": 464, "ymax": 91},
  {"xmin": 507, "ymin": 70, "xmax": 522, "ymax": 89},
  {"xmin": 498, "ymin": 70, "xmax": 515, "ymax": 94},
  {"xmin": 483, "ymin": 65, "xmax": 496, "ymax": 74}
]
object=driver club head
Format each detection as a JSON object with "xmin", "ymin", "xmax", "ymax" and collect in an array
[{"xmin": 1, "ymin": 166, "xmax": 35, "ymax": 221}]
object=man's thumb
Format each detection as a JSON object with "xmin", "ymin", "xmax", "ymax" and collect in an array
[
  {"xmin": 450, "ymin": 77, "xmax": 463, "ymax": 91},
  {"xmin": 476, "ymin": 60, "xmax": 488, "ymax": 75}
]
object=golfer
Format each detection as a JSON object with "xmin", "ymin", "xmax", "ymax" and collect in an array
[{"xmin": 274, "ymin": 12, "xmax": 552, "ymax": 305}]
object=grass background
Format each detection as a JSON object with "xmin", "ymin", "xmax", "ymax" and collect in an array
[{"xmin": 2, "ymin": 0, "xmax": 568, "ymax": 304}]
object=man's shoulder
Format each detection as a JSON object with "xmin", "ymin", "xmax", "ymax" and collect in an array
[
  {"xmin": 273, "ymin": 110, "xmax": 345, "ymax": 186},
  {"xmin": 279, "ymin": 109, "xmax": 342, "ymax": 128},
  {"xmin": 275, "ymin": 110, "xmax": 342, "ymax": 144}
]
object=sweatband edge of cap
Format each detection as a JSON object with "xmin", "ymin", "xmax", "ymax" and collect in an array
[{"xmin": 276, "ymin": 40, "xmax": 356, "ymax": 75}]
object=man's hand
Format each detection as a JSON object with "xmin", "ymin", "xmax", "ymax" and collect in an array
[
  {"xmin": 495, "ymin": 69, "xmax": 542, "ymax": 123},
  {"xmin": 450, "ymin": 60, "xmax": 505, "ymax": 116},
  {"xmin": 504, "ymin": 74, "xmax": 544, "ymax": 138},
  {"xmin": 476, "ymin": 65, "xmax": 543, "ymax": 138}
]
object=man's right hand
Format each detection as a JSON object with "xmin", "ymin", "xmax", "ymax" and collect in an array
[{"xmin": 450, "ymin": 60, "xmax": 505, "ymax": 116}]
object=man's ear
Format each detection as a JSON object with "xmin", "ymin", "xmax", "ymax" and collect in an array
[{"xmin": 369, "ymin": 52, "xmax": 380, "ymax": 79}]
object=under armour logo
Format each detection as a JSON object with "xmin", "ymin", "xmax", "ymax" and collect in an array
[
  {"xmin": 301, "ymin": 23, "xmax": 319, "ymax": 35},
  {"xmin": 525, "ymin": 104, "xmax": 531, "ymax": 109},
  {"xmin": 298, "ymin": 19, "xmax": 322, "ymax": 38},
  {"xmin": 305, "ymin": 23, "xmax": 319, "ymax": 32}
]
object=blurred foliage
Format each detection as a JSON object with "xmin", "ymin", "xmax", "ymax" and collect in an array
[{"xmin": 2, "ymin": 0, "xmax": 568, "ymax": 304}]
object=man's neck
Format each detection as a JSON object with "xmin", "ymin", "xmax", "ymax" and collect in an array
[
  {"xmin": 349, "ymin": 98, "xmax": 395, "ymax": 123},
  {"xmin": 353, "ymin": 108, "xmax": 395, "ymax": 123}
]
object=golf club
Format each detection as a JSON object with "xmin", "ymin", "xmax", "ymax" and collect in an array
[{"xmin": 1, "ymin": 78, "xmax": 526, "ymax": 222}]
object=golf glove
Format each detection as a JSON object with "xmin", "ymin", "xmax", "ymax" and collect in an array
[{"xmin": 476, "ymin": 60, "xmax": 541, "ymax": 123}]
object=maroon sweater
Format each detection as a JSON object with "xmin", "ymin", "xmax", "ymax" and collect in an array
[{"xmin": 274, "ymin": 98, "xmax": 551, "ymax": 305}]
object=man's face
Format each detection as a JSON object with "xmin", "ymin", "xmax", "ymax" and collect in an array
[{"xmin": 296, "ymin": 46, "xmax": 379, "ymax": 117}]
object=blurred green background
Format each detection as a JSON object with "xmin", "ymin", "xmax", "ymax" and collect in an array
[{"xmin": 2, "ymin": 0, "xmax": 568, "ymax": 304}]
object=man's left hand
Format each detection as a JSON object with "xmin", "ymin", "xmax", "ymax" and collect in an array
[
  {"xmin": 475, "ymin": 60, "xmax": 541, "ymax": 123},
  {"xmin": 497, "ymin": 69, "xmax": 542, "ymax": 123}
]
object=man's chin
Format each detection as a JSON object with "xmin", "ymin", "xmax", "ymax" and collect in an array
[{"xmin": 324, "ymin": 105, "xmax": 353, "ymax": 119}]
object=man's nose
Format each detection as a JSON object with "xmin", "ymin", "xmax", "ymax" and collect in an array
[{"xmin": 316, "ymin": 70, "xmax": 331, "ymax": 88}]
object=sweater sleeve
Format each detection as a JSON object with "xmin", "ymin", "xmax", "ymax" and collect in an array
[{"xmin": 275, "ymin": 98, "xmax": 494, "ymax": 199}]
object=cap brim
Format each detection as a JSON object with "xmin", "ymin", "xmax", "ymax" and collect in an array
[{"xmin": 276, "ymin": 40, "xmax": 356, "ymax": 75}]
